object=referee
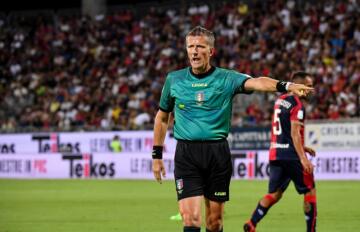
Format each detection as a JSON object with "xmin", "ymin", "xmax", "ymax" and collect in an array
[{"xmin": 152, "ymin": 26, "xmax": 313, "ymax": 232}]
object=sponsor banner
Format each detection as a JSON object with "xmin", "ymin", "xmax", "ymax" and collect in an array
[
  {"xmin": 0, "ymin": 155, "xmax": 66, "ymax": 178},
  {"xmin": 306, "ymin": 122, "xmax": 360, "ymax": 151},
  {"xmin": 311, "ymin": 151, "xmax": 360, "ymax": 180},
  {"xmin": 0, "ymin": 131, "xmax": 177, "ymax": 155},
  {"xmin": 0, "ymin": 151, "xmax": 359, "ymax": 180},
  {"xmin": 228, "ymin": 127, "xmax": 271, "ymax": 150},
  {"xmin": 1, "ymin": 121, "xmax": 360, "ymax": 155},
  {"xmin": 231, "ymin": 150, "xmax": 360, "ymax": 180},
  {"xmin": 0, "ymin": 152, "xmax": 175, "ymax": 179},
  {"xmin": 231, "ymin": 151, "xmax": 270, "ymax": 179}
]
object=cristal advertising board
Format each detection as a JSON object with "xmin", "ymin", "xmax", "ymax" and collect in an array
[
  {"xmin": 0, "ymin": 131, "xmax": 177, "ymax": 154},
  {"xmin": 305, "ymin": 122, "xmax": 360, "ymax": 151},
  {"xmin": 229, "ymin": 123, "xmax": 360, "ymax": 151},
  {"xmin": 229, "ymin": 122, "xmax": 360, "ymax": 151},
  {"xmin": 1, "ymin": 151, "xmax": 358, "ymax": 180}
]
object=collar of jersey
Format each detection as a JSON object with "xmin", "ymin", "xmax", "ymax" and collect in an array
[{"xmin": 189, "ymin": 66, "xmax": 216, "ymax": 79}]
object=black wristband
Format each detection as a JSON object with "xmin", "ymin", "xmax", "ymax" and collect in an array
[
  {"xmin": 276, "ymin": 81, "xmax": 290, "ymax": 92},
  {"xmin": 152, "ymin": 146, "xmax": 163, "ymax": 159}
]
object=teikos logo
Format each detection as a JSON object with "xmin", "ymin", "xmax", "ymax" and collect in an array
[
  {"xmin": 32, "ymin": 133, "xmax": 80, "ymax": 153},
  {"xmin": 62, "ymin": 154, "xmax": 115, "ymax": 178},
  {"xmin": 231, "ymin": 152, "xmax": 270, "ymax": 179}
]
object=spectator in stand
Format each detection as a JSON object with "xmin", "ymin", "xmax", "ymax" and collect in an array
[{"xmin": 0, "ymin": 0, "xmax": 358, "ymax": 132}]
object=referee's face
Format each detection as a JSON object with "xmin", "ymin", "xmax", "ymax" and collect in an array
[{"xmin": 186, "ymin": 35, "xmax": 214, "ymax": 74}]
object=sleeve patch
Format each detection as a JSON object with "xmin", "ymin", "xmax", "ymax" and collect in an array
[{"xmin": 297, "ymin": 110, "xmax": 304, "ymax": 120}]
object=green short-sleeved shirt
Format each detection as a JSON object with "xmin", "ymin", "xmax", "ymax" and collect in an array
[{"xmin": 159, "ymin": 66, "xmax": 252, "ymax": 140}]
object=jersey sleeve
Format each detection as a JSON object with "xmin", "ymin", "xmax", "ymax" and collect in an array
[
  {"xmin": 159, "ymin": 74, "xmax": 175, "ymax": 112},
  {"xmin": 290, "ymin": 99, "xmax": 304, "ymax": 122},
  {"xmin": 230, "ymin": 71, "xmax": 254, "ymax": 94}
]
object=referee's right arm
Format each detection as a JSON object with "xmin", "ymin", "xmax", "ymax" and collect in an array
[
  {"xmin": 152, "ymin": 109, "xmax": 171, "ymax": 183},
  {"xmin": 154, "ymin": 110, "xmax": 171, "ymax": 147}
]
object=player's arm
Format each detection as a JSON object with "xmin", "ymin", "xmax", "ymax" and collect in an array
[
  {"xmin": 244, "ymin": 77, "xmax": 313, "ymax": 96},
  {"xmin": 291, "ymin": 121, "xmax": 313, "ymax": 174},
  {"xmin": 152, "ymin": 109, "xmax": 171, "ymax": 184}
]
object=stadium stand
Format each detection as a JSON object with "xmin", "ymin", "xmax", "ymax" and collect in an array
[{"xmin": 0, "ymin": 0, "xmax": 359, "ymax": 132}]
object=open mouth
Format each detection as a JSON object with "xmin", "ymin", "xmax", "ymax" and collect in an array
[{"xmin": 192, "ymin": 57, "xmax": 201, "ymax": 63}]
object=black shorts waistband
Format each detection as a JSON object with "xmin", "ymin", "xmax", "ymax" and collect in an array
[{"xmin": 177, "ymin": 139, "xmax": 227, "ymax": 144}]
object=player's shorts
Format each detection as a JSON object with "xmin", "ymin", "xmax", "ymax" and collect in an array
[
  {"xmin": 174, "ymin": 139, "xmax": 232, "ymax": 202},
  {"xmin": 268, "ymin": 160, "xmax": 315, "ymax": 194}
]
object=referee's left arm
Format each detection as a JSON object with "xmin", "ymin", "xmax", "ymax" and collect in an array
[{"xmin": 244, "ymin": 77, "xmax": 313, "ymax": 96}]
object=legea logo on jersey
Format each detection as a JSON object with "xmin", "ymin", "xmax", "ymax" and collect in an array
[
  {"xmin": 192, "ymin": 83, "xmax": 208, "ymax": 87},
  {"xmin": 214, "ymin": 192, "xmax": 226, "ymax": 196},
  {"xmin": 231, "ymin": 152, "xmax": 270, "ymax": 179}
]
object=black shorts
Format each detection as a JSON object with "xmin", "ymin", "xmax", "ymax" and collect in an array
[
  {"xmin": 268, "ymin": 160, "xmax": 315, "ymax": 194},
  {"xmin": 174, "ymin": 139, "xmax": 232, "ymax": 202}
]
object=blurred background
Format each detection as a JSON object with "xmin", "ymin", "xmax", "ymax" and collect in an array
[
  {"xmin": 0, "ymin": 0, "xmax": 359, "ymax": 231},
  {"xmin": 0, "ymin": 0, "xmax": 358, "ymax": 132}
]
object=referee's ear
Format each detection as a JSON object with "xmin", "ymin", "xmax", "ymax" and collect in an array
[{"xmin": 209, "ymin": 47, "xmax": 215, "ymax": 57}]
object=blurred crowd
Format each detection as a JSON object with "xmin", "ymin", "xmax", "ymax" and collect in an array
[{"xmin": 0, "ymin": 0, "xmax": 359, "ymax": 132}]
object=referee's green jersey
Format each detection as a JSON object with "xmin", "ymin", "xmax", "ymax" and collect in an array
[{"xmin": 159, "ymin": 66, "xmax": 252, "ymax": 140}]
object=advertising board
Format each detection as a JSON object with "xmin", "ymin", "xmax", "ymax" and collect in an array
[
  {"xmin": 306, "ymin": 122, "xmax": 360, "ymax": 151},
  {"xmin": 0, "ymin": 131, "xmax": 177, "ymax": 154},
  {"xmin": 1, "ymin": 151, "xmax": 358, "ymax": 180}
]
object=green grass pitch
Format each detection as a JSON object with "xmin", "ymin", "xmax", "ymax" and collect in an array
[{"xmin": 1, "ymin": 180, "xmax": 359, "ymax": 232}]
